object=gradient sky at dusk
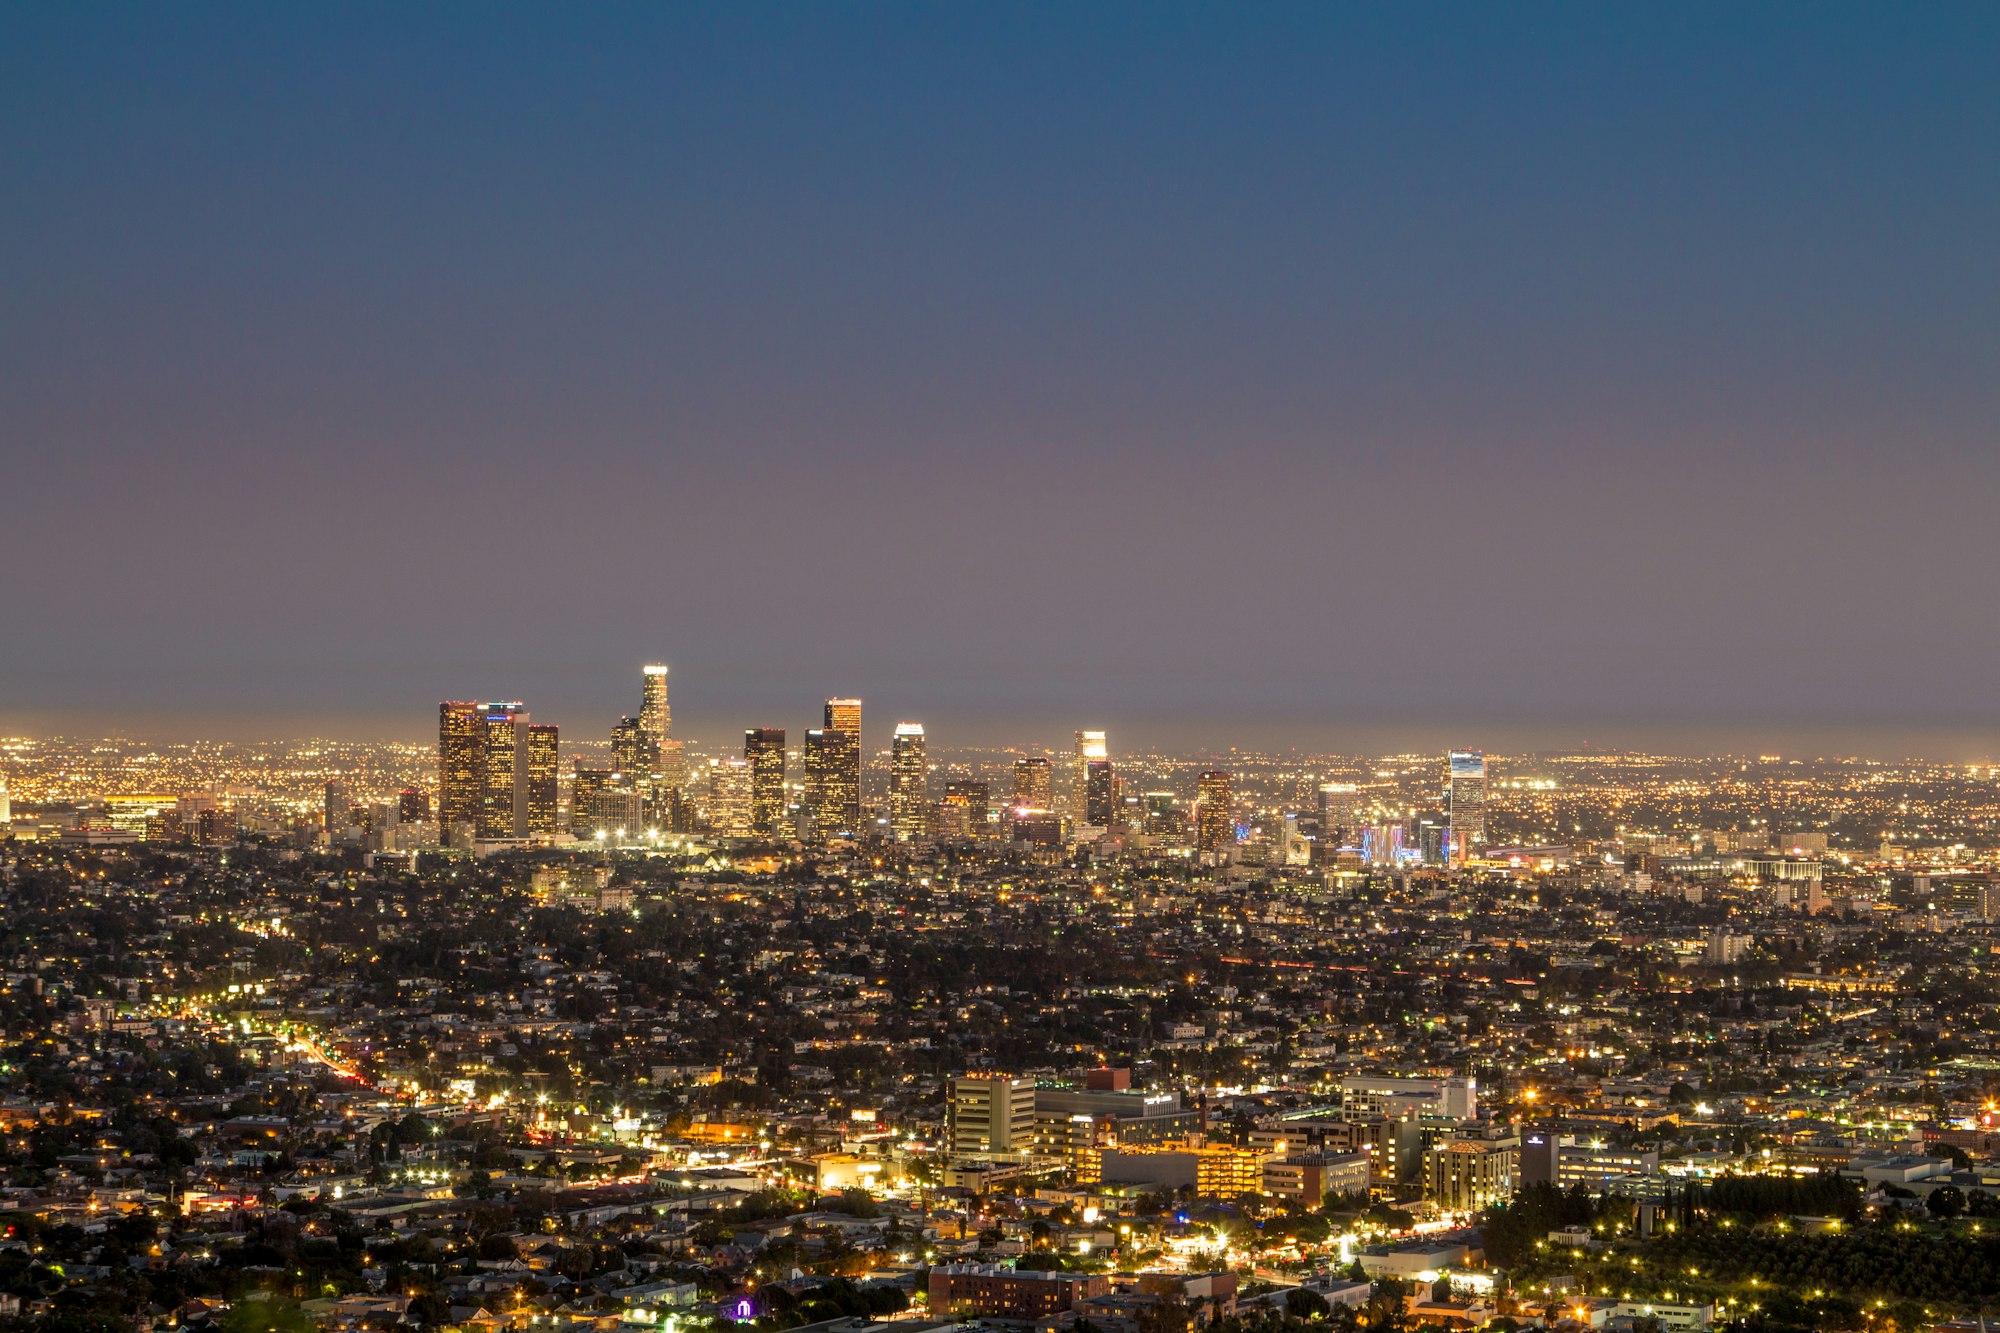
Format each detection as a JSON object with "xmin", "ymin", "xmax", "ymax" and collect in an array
[{"xmin": 5, "ymin": 4, "xmax": 1999, "ymax": 755}]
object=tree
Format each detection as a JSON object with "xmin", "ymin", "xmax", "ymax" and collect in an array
[
  {"xmin": 1286, "ymin": 1288, "xmax": 1330, "ymax": 1321},
  {"xmin": 1927, "ymin": 1185, "xmax": 1966, "ymax": 1220}
]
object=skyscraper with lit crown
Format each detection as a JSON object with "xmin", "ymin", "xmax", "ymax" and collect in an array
[
  {"xmin": 889, "ymin": 722, "xmax": 929, "ymax": 842},
  {"xmin": 1447, "ymin": 749, "xmax": 1487, "ymax": 864},
  {"xmin": 1072, "ymin": 729, "xmax": 1107, "ymax": 824},
  {"xmin": 801, "ymin": 698, "xmax": 862, "ymax": 837},
  {"xmin": 639, "ymin": 663, "xmax": 687, "ymax": 792}
]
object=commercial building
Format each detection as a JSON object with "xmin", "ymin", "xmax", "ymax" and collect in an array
[
  {"xmin": 1195, "ymin": 771, "xmax": 1234, "ymax": 852},
  {"xmin": 1448, "ymin": 749, "xmax": 1486, "ymax": 864},
  {"xmin": 1426, "ymin": 1135, "xmax": 1519, "ymax": 1212},
  {"xmin": 744, "ymin": 728, "xmax": 787, "ymax": 834},
  {"xmin": 1013, "ymin": 757, "xmax": 1053, "ymax": 811},
  {"xmin": 1072, "ymin": 730, "xmax": 1108, "ymax": 826},
  {"xmin": 705, "ymin": 758, "xmax": 754, "ymax": 837},
  {"xmin": 1262, "ymin": 1151, "xmax": 1372, "ymax": 1207},
  {"xmin": 889, "ymin": 723, "xmax": 928, "ymax": 842},
  {"xmin": 948, "ymin": 1074, "xmax": 1037, "ymax": 1158},
  {"xmin": 929, "ymin": 1264, "xmax": 1108, "ymax": 1320},
  {"xmin": 437, "ymin": 702, "xmax": 483, "ymax": 846}
]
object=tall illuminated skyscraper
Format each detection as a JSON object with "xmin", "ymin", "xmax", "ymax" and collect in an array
[
  {"xmin": 744, "ymin": 728, "xmax": 787, "ymax": 834},
  {"xmin": 1012, "ymin": 757, "xmax": 1053, "ymax": 810},
  {"xmin": 477, "ymin": 703, "xmax": 530, "ymax": 839},
  {"xmin": 640, "ymin": 664, "xmax": 671, "ymax": 746},
  {"xmin": 802, "ymin": 729, "xmax": 837, "ymax": 836},
  {"xmin": 437, "ymin": 701, "xmax": 483, "ymax": 846},
  {"xmin": 524, "ymin": 723, "xmax": 560, "ymax": 835},
  {"xmin": 1083, "ymin": 759, "xmax": 1117, "ymax": 827},
  {"xmin": 1447, "ymin": 749, "xmax": 1487, "ymax": 864},
  {"xmin": 818, "ymin": 698, "xmax": 862, "ymax": 834},
  {"xmin": 611, "ymin": 715, "xmax": 655, "ymax": 779},
  {"xmin": 706, "ymin": 757, "xmax": 754, "ymax": 837},
  {"xmin": 1071, "ymin": 729, "xmax": 1108, "ymax": 824},
  {"xmin": 1195, "ymin": 770, "xmax": 1235, "ymax": 852},
  {"xmin": 889, "ymin": 722, "xmax": 928, "ymax": 843},
  {"xmin": 639, "ymin": 663, "xmax": 687, "ymax": 792},
  {"xmin": 1317, "ymin": 783, "xmax": 1358, "ymax": 846}
]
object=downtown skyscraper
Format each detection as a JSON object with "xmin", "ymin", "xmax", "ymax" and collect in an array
[
  {"xmin": 889, "ymin": 722, "xmax": 928, "ymax": 843},
  {"xmin": 1448, "ymin": 749, "xmax": 1487, "ymax": 864},
  {"xmin": 1196, "ymin": 769, "xmax": 1235, "ymax": 852},
  {"xmin": 744, "ymin": 727, "xmax": 787, "ymax": 834},
  {"xmin": 639, "ymin": 663, "xmax": 686, "ymax": 792},
  {"xmin": 804, "ymin": 698, "xmax": 862, "ymax": 836}
]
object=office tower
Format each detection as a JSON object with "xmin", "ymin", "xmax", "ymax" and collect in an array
[
  {"xmin": 524, "ymin": 723, "xmax": 560, "ymax": 835},
  {"xmin": 397, "ymin": 787, "xmax": 428, "ymax": 823},
  {"xmin": 948, "ymin": 1073, "xmax": 1037, "ymax": 1157},
  {"xmin": 611, "ymin": 715, "xmax": 655, "ymax": 779},
  {"xmin": 744, "ymin": 728, "xmax": 786, "ymax": 833},
  {"xmin": 571, "ymin": 765, "xmax": 611, "ymax": 837},
  {"xmin": 889, "ymin": 723, "xmax": 929, "ymax": 843},
  {"xmin": 1083, "ymin": 758, "xmax": 1117, "ymax": 827},
  {"xmin": 1143, "ymin": 790, "xmax": 1179, "ymax": 836},
  {"xmin": 1415, "ymin": 811, "xmax": 1448, "ymax": 866},
  {"xmin": 437, "ymin": 701, "xmax": 483, "ymax": 846},
  {"xmin": 638, "ymin": 663, "xmax": 687, "ymax": 792},
  {"xmin": 0, "ymin": 772, "xmax": 8, "ymax": 826},
  {"xmin": 1317, "ymin": 783, "xmax": 1357, "ymax": 846},
  {"xmin": 640, "ymin": 664, "xmax": 671, "ymax": 748},
  {"xmin": 1012, "ymin": 757, "xmax": 1053, "ymax": 810},
  {"xmin": 1071, "ymin": 729, "xmax": 1108, "ymax": 823},
  {"xmin": 476, "ymin": 703, "xmax": 531, "ymax": 839},
  {"xmin": 322, "ymin": 780, "xmax": 350, "ymax": 837},
  {"xmin": 1195, "ymin": 770, "xmax": 1235, "ymax": 852},
  {"xmin": 706, "ymin": 757, "xmax": 754, "ymax": 837},
  {"xmin": 1447, "ymin": 749, "xmax": 1488, "ymax": 863},
  {"xmin": 801, "ymin": 729, "xmax": 836, "ymax": 837},
  {"xmin": 819, "ymin": 698, "xmax": 862, "ymax": 834},
  {"xmin": 939, "ymin": 779, "xmax": 989, "ymax": 842}
]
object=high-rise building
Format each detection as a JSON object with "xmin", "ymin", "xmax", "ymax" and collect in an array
[
  {"xmin": 1072, "ymin": 730, "xmax": 1108, "ymax": 824},
  {"xmin": 744, "ymin": 728, "xmax": 787, "ymax": 834},
  {"xmin": 706, "ymin": 757, "xmax": 755, "ymax": 837},
  {"xmin": 1083, "ymin": 758, "xmax": 1117, "ymax": 828},
  {"xmin": 611, "ymin": 715, "xmax": 655, "ymax": 780},
  {"xmin": 1012, "ymin": 757, "xmax": 1053, "ymax": 810},
  {"xmin": 571, "ymin": 765, "xmax": 611, "ymax": 838},
  {"xmin": 322, "ymin": 780, "xmax": 351, "ymax": 838},
  {"xmin": 437, "ymin": 701, "xmax": 483, "ymax": 846},
  {"xmin": 524, "ymin": 723, "xmax": 560, "ymax": 835},
  {"xmin": 1448, "ymin": 749, "xmax": 1487, "ymax": 864},
  {"xmin": 802, "ymin": 729, "xmax": 840, "ymax": 837},
  {"xmin": 476, "ymin": 704, "xmax": 530, "ymax": 839},
  {"xmin": 941, "ymin": 780, "xmax": 990, "ymax": 842},
  {"xmin": 948, "ymin": 1073, "xmax": 1037, "ymax": 1158},
  {"xmin": 398, "ymin": 787, "xmax": 429, "ymax": 824},
  {"xmin": 1317, "ymin": 783, "xmax": 1357, "ymax": 847},
  {"xmin": 640, "ymin": 664, "xmax": 671, "ymax": 748},
  {"xmin": 638, "ymin": 663, "xmax": 687, "ymax": 793},
  {"xmin": 1195, "ymin": 770, "xmax": 1235, "ymax": 852},
  {"xmin": 1143, "ymin": 790, "xmax": 1179, "ymax": 836},
  {"xmin": 816, "ymin": 698, "xmax": 862, "ymax": 834},
  {"xmin": 890, "ymin": 722, "xmax": 929, "ymax": 843}
]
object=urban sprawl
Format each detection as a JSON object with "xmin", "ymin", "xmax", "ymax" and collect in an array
[{"xmin": 4, "ymin": 667, "xmax": 2000, "ymax": 1333}]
